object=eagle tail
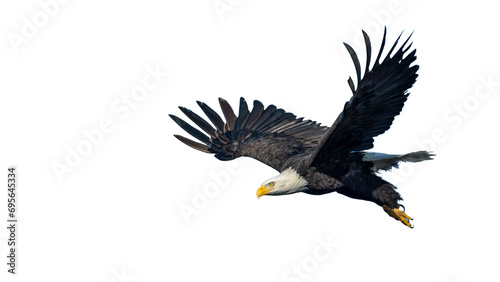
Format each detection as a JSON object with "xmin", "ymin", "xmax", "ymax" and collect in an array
[{"xmin": 363, "ymin": 151, "xmax": 434, "ymax": 172}]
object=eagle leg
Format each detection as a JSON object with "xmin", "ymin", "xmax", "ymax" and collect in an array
[{"xmin": 383, "ymin": 205, "xmax": 413, "ymax": 228}]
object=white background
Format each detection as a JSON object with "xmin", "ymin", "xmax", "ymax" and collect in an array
[{"xmin": 1, "ymin": 1, "xmax": 499, "ymax": 281}]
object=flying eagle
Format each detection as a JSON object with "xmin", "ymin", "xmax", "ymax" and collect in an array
[{"xmin": 169, "ymin": 28, "xmax": 433, "ymax": 228}]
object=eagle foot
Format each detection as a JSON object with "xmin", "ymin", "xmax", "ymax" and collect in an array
[{"xmin": 383, "ymin": 205, "xmax": 413, "ymax": 228}]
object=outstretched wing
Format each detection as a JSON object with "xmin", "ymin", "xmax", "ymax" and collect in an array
[
  {"xmin": 311, "ymin": 28, "xmax": 419, "ymax": 169},
  {"xmin": 170, "ymin": 97, "xmax": 327, "ymax": 171}
]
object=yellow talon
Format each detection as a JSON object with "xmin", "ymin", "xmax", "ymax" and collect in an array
[{"xmin": 383, "ymin": 205, "xmax": 413, "ymax": 228}]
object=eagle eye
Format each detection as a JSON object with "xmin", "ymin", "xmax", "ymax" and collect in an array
[{"xmin": 269, "ymin": 182, "xmax": 275, "ymax": 187}]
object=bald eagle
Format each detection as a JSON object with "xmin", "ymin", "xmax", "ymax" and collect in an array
[{"xmin": 169, "ymin": 28, "xmax": 433, "ymax": 228}]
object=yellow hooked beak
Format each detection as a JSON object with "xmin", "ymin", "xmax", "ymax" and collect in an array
[{"xmin": 256, "ymin": 186, "xmax": 274, "ymax": 199}]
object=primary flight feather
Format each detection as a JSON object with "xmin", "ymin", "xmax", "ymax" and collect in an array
[{"xmin": 169, "ymin": 28, "xmax": 433, "ymax": 228}]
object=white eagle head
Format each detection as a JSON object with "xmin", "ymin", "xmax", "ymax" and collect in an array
[{"xmin": 256, "ymin": 167, "xmax": 308, "ymax": 198}]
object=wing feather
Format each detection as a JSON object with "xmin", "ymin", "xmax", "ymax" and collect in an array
[
  {"xmin": 178, "ymin": 107, "xmax": 217, "ymax": 139},
  {"xmin": 310, "ymin": 28, "xmax": 419, "ymax": 171},
  {"xmin": 245, "ymin": 100, "xmax": 264, "ymax": 129},
  {"xmin": 196, "ymin": 101, "xmax": 225, "ymax": 132},
  {"xmin": 171, "ymin": 98, "xmax": 327, "ymax": 171},
  {"xmin": 169, "ymin": 114, "xmax": 211, "ymax": 144},
  {"xmin": 236, "ymin": 97, "xmax": 250, "ymax": 131},
  {"xmin": 219, "ymin": 98, "xmax": 237, "ymax": 133},
  {"xmin": 174, "ymin": 135, "xmax": 212, "ymax": 153}
]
